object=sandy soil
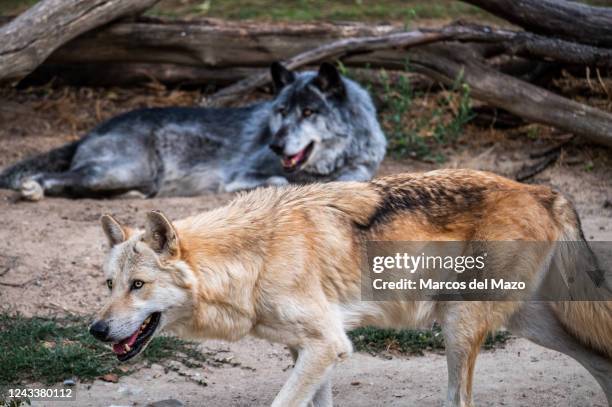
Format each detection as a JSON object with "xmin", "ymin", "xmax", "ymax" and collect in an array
[
  {"xmin": 32, "ymin": 337, "xmax": 607, "ymax": 407},
  {"xmin": 1, "ymin": 87, "xmax": 611, "ymax": 406}
]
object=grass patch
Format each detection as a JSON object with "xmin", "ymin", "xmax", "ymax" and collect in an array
[
  {"xmin": 3, "ymin": 0, "xmax": 605, "ymax": 22},
  {"xmin": 378, "ymin": 68, "xmax": 473, "ymax": 162},
  {"xmin": 349, "ymin": 325, "xmax": 512, "ymax": 356},
  {"xmin": 0, "ymin": 314, "xmax": 208, "ymax": 387},
  {"xmin": 147, "ymin": 0, "xmax": 491, "ymax": 22},
  {"xmin": 0, "ymin": 0, "xmax": 37, "ymax": 15},
  {"xmin": 340, "ymin": 63, "xmax": 474, "ymax": 162},
  {"xmin": 0, "ymin": 314, "xmax": 511, "ymax": 386}
]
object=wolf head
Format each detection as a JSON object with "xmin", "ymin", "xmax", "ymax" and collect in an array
[
  {"xmin": 90, "ymin": 212, "xmax": 194, "ymax": 362},
  {"xmin": 267, "ymin": 62, "xmax": 363, "ymax": 177}
]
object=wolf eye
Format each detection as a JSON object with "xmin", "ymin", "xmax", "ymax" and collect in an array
[
  {"xmin": 131, "ymin": 280, "xmax": 145, "ymax": 290},
  {"xmin": 106, "ymin": 279, "xmax": 113, "ymax": 290},
  {"xmin": 302, "ymin": 108, "xmax": 314, "ymax": 117}
]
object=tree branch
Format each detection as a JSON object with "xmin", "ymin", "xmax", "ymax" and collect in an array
[
  {"xmin": 204, "ymin": 28, "xmax": 453, "ymax": 106},
  {"xmin": 408, "ymin": 44, "xmax": 612, "ymax": 148}
]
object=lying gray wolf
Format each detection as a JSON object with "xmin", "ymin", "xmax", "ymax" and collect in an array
[
  {"xmin": 90, "ymin": 169, "xmax": 612, "ymax": 406},
  {"xmin": 0, "ymin": 62, "xmax": 386, "ymax": 200}
]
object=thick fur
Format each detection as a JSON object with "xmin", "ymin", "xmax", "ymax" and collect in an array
[
  {"xmin": 93, "ymin": 169, "xmax": 612, "ymax": 407},
  {"xmin": 0, "ymin": 63, "xmax": 385, "ymax": 200}
]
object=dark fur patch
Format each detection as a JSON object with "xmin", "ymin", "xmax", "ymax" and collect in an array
[{"xmin": 361, "ymin": 178, "xmax": 487, "ymax": 229}]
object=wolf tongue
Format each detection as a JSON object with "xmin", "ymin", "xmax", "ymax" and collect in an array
[
  {"xmin": 126, "ymin": 329, "xmax": 140, "ymax": 346},
  {"xmin": 283, "ymin": 149, "xmax": 305, "ymax": 167},
  {"xmin": 112, "ymin": 343, "xmax": 125, "ymax": 354},
  {"xmin": 112, "ymin": 330, "xmax": 140, "ymax": 354}
]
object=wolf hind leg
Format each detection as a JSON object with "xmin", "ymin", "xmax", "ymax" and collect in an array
[
  {"xmin": 19, "ymin": 179, "xmax": 45, "ymax": 201},
  {"xmin": 289, "ymin": 348, "xmax": 333, "ymax": 407},
  {"xmin": 21, "ymin": 164, "xmax": 153, "ymax": 199},
  {"xmin": 442, "ymin": 304, "xmax": 491, "ymax": 407},
  {"xmin": 509, "ymin": 302, "xmax": 612, "ymax": 406}
]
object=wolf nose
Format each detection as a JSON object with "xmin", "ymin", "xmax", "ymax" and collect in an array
[
  {"xmin": 89, "ymin": 320, "xmax": 110, "ymax": 341},
  {"xmin": 269, "ymin": 141, "xmax": 285, "ymax": 155}
]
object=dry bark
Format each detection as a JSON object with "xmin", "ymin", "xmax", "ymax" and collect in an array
[
  {"xmin": 462, "ymin": 0, "xmax": 612, "ymax": 47},
  {"xmin": 15, "ymin": 19, "xmax": 612, "ymax": 87},
  {"xmin": 0, "ymin": 0, "xmax": 159, "ymax": 83},
  {"xmin": 43, "ymin": 18, "xmax": 400, "ymax": 67}
]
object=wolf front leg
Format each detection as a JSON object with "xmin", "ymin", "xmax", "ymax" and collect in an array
[
  {"xmin": 334, "ymin": 164, "xmax": 376, "ymax": 182},
  {"xmin": 223, "ymin": 174, "xmax": 288, "ymax": 192},
  {"xmin": 273, "ymin": 339, "xmax": 350, "ymax": 407},
  {"xmin": 289, "ymin": 348, "xmax": 333, "ymax": 407}
]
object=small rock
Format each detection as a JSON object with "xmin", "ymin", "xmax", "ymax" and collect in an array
[
  {"xmin": 118, "ymin": 384, "xmax": 142, "ymax": 396},
  {"xmin": 100, "ymin": 373, "xmax": 119, "ymax": 383},
  {"xmin": 146, "ymin": 399, "xmax": 185, "ymax": 407},
  {"xmin": 63, "ymin": 378, "xmax": 76, "ymax": 386},
  {"xmin": 350, "ymin": 381, "xmax": 361, "ymax": 386}
]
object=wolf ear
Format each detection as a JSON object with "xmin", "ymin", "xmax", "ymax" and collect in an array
[
  {"xmin": 270, "ymin": 62, "xmax": 295, "ymax": 93},
  {"xmin": 144, "ymin": 210, "xmax": 180, "ymax": 258},
  {"xmin": 314, "ymin": 62, "xmax": 345, "ymax": 97},
  {"xmin": 101, "ymin": 214, "xmax": 128, "ymax": 247}
]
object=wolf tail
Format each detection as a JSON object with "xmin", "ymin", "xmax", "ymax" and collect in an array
[
  {"xmin": 0, "ymin": 141, "xmax": 80, "ymax": 190},
  {"xmin": 549, "ymin": 194, "xmax": 612, "ymax": 359}
]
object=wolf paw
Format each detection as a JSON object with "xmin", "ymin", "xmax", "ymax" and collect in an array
[
  {"xmin": 19, "ymin": 179, "xmax": 44, "ymax": 201},
  {"xmin": 265, "ymin": 176, "xmax": 289, "ymax": 187}
]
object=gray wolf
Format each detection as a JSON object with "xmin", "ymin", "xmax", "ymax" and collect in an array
[
  {"xmin": 0, "ymin": 62, "xmax": 386, "ymax": 200},
  {"xmin": 90, "ymin": 169, "xmax": 612, "ymax": 407}
]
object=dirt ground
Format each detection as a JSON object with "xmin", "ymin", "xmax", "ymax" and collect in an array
[{"xmin": 1, "ymin": 86, "xmax": 611, "ymax": 406}]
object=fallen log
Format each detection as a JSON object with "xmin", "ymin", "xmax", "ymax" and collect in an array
[
  {"xmin": 0, "ymin": 0, "xmax": 159, "ymax": 84},
  {"xmin": 16, "ymin": 18, "xmax": 400, "ymax": 87},
  {"xmin": 462, "ymin": 0, "xmax": 612, "ymax": 47},
  {"xmin": 24, "ymin": 18, "xmax": 404, "ymax": 87},
  {"xmin": 43, "ymin": 18, "xmax": 399, "ymax": 68},
  {"xmin": 14, "ymin": 19, "xmax": 612, "ymax": 88}
]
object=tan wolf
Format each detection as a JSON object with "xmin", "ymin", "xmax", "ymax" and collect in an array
[{"xmin": 90, "ymin": 169, "xmax": 612, "ymax": 407}]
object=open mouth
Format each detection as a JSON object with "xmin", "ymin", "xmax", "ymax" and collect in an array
[
  {"xmin": 112, "ymin": 312, "xmax": 161, "ymax": 362},
  {"xmin": 281, "ymin": 141, "xmax": 314, "ymax": 172}
]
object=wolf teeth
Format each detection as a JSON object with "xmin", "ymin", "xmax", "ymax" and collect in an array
[{"xmin": 124, "ymin": 344, "xmax": 131, "ymax": 352}]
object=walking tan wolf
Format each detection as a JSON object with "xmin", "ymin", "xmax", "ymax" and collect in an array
[{"xmin": 90, "ymin": 169, "xmax": 612, "ymax": 406}]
